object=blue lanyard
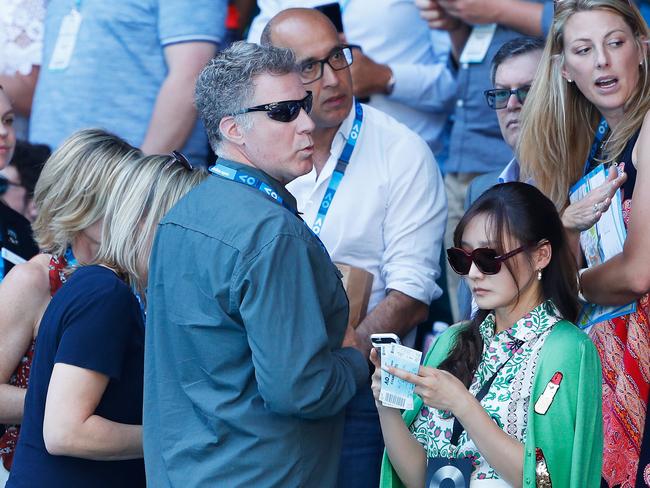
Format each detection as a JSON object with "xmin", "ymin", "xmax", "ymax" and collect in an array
[
  {"xmin": 209, "ymin": 163, "xmax": 297, "ymax": 215},
  {"xmin": 133, "ymin": 287, "xmax": 146, "ymax": 325},
  {"xmin": 64, "ymin": 246, "xmax": 78, "ymax": 267},
  {"xmin": 311, "ymin": 101, "xmax": 363, "ymax": 236},
  {"xmin": 583, "ymin": 117, "xmax": 609, "ymax": 175}
]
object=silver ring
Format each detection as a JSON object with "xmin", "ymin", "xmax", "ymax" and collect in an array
[{"xmin": 593, "ymin": 203, "xmax": 599, "ymax": 214}]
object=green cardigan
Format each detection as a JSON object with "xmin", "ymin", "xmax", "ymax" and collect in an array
[{"xmin": 379, "ymin": 320, "xmax": 603, "ymax": 487}]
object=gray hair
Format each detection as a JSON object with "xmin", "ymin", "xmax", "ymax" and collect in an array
[{"xmin": 194, "ymin": 41, "xmax": 297, "ymax": 155}]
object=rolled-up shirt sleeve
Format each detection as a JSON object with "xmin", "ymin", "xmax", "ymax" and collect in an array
[
  {"xmin": 388, "ymin": 30, "xmax": 457, "ymax": 112},
  {"xmin": 541, "ymin": 0, "xmax": 554, "ymax": 37},
  {"xmin": 234, "ymin": 233, "xmax": 368, "ymax": 420},
  {"xmin": 381, "ymin": 133, "xmax": 447, "ymax": 305},
  {"xmin": 158, "ymin": 0, "xmax": 226, "ymax": 47}
]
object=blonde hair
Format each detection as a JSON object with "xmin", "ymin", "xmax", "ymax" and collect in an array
[
  {"xmin": 518, "ymin": 0, "xmax": 650, "ymax": 209},
  {"xmin": 95, "ymin": 154, "xmax": 207, "ymax": 294},
  {"xmin": 33, "ymin": 129, "xmax": 141, "ymax": 255}
]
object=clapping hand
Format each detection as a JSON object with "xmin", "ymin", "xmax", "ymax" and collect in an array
[
  {"xmin": 348, "ymin": 47, "xmax": 393, "ymax": 98},
  {"xmin": 436, "ymin": 0, "xmax": 501, "ymax": 25},
  {"xmin": 562, "ymin": 165, "xmax": 627, "ymax": 232},
  {"xmin": 414, "ymin": 0, "xmax": 464, "ymax": 30}
]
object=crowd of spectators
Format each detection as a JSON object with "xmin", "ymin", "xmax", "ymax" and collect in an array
[{"xmin": 0, "ymin": 0, "xmax": 649, "ymax": 487}]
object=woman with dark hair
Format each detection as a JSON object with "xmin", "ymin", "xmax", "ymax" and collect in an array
[{"xmin": 373, "ymin": 182, "xmax": 603, "ymax": 487}]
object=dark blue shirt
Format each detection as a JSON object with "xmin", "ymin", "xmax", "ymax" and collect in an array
[
  {"xmin": 143, "ymin": 159, "xmax": 368, "ymax": 487},
  {"xmin": 8, "ymin": 265, "xmax": 145, "ymax": 488}
]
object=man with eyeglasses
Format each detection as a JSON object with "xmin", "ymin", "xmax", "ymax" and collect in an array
[
  {"xmin": 248, "ymin": 1, "xmax": 457, "ymax": 155},
  {"xmin": 458, "ymin": 37, "xmax": 544, "ymax": 320},
  {"xmin": 143, "ymin": 42, "xmax": 368, "ymax": 488},
  {"xmin": 262, "ymin": 9, "xmax": 447, "ymax": 487}
]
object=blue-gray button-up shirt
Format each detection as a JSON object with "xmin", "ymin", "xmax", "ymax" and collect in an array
[
  {"xmin": 445, "ymin": 1, "xmax": 554, "ymax": 174},
  {"xmin": 143, "ymin": 159, "xmax": 368, "ymax": 487}
]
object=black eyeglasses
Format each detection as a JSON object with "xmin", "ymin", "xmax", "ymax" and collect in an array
[
  {"xmin": 299, "ymin": 45, "xmax": 357, "ymax": 84},
  {"xmin": 229, "ymin": 91, "xmax": 313, "ymax": 123},
  {"xmin": 484, "ymin": 85, "xmax": 531, "ymax": 110},
  {"xmin": 447, "ymin": 245, "xmax": 528, "ymax": 275},
  {"xmin": 0, "ymin": 174, "xmax": 23, "ymax": 196},
  {"xmin": 170, "ymin": 150, "xmax": 194, "ymax": 171}
]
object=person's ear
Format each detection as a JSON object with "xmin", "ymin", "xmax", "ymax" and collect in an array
[
  {"xmin": 533, "ymin": 239, "xmax": 552, "ymax": 272},
  {"xmin": 219, "ymin": 116, "xmax": 246, "ymax": 146}
]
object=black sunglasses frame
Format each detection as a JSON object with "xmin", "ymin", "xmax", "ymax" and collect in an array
[
  {"xmin": 446, "ymin": 245, "xmax": 528, "ymax": 276},
  {"xmin": 229, "ymin": 91, "xmax": 313, "ymax": 123},
  {"xmin": 484, "ymin": 86, "xmax": 531, "ymax": 110},
  {"xmin": 299, "ymin": 45, "xmax": 358, "ymax": 84},
  {"xmin": 170, "ymin": 150, "xmax": 194, "ymax": 171}
]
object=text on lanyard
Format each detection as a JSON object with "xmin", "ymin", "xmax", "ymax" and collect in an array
[{"xmin": 311, "ymin": 101, "xmax": 363, "ymax": 236}]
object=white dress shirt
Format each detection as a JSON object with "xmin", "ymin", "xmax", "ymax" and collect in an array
[
  {"xmin": 287, "ymin": 103, "xmax": 447, "ymax": 316},
  {"xmin": 248, "ymin": 0, "xmax": 457, "ymax": 153}
]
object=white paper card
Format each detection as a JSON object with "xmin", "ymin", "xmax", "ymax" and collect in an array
[
  {"xmin": 1, "ymin": 247, "xmax": 26, "ymax": 266},
  {"xmin": 459, "ymin": 24, "xmax": 497, "ymax": 64},
  {"xmin": 49, "ymin": 9, "xmax": 82, "ymax": 71},
  {"xmin": 379, "ymin": 343, "xmax": 422, "ymax": 410},
  {"xmin": 568, "ymin": 163, "xmax": 636, "ymax": 330}
]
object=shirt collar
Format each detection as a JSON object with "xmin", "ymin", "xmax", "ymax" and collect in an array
[
  {"xmin": 497, "ymin": 158, "xmax": 520, "ymax": 184},
  {"xmin": 479, "ymin": 300, "xmax": 561, "ymax": 344},
  {"xmin": 215, "ymin": 158, "xmax": 299, "ymax": 213},
  {"xmin": 306, "ymin": 101, "xmax": 358, "ymax": 185}
]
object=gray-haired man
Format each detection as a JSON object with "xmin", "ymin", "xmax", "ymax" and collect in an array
[{"xmin": 143, "ymin": 42, "xmax": 368, "ymax": 487}]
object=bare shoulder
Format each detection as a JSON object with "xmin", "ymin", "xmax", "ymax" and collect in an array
[
  {"xmin": 632, "ymin": 111, "xmax": 650, "ymax": 169},
  {"xmin": 0, "ymin": 254, "xmax": 52, "ymax": 303}
]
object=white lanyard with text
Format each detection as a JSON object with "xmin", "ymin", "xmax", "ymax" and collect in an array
[{"xmin": 311, "ymin": 101, "xmax": 363, "ymax": 235}]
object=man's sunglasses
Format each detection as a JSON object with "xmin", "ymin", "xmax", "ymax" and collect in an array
[
  {"xmin": 446, "ymin": 245, "xmax": 528, "ymax": 275},
  {"xmin": 229, "ymin": 91, "xmax": 312, "ymax": 123},
  {"xmin": 484, "ymin": 85, "xmax": 531, "ymax": 110},
  {"xmin": 0, "ymin": 174, "xmax": 23, "ymax": 196},
  {"xmin": 170, "ymin": 150, "xmax": 194, "ymax": 171}
]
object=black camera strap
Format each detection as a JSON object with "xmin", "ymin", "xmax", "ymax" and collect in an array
[{"xmin": 450, "ymin": 338, "xmax": 524, "ymax": 446}]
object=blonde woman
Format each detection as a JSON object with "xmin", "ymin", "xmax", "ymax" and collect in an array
[
  {"xmin": 6, "ymin": 153, "xmax": 206, "ymax": 487},
  {"xmin": 518, "ymin": 1, "xmax": 650, "ymax": 485},
  {"xmin": 0, "ymin": 129, "xmax": 140, "ymax": 484}
]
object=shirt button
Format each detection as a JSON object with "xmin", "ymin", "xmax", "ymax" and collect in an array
[
  {"xmin": 456, "ymin": 99, "xmax": 464, "ymax": 108},
  {"xmin": 462, "ymin": 62, "xmax": 469, "ymax": 70},
  {"xmin": 307, "ymin": 200, "xmax": 313, "ymax": 206}
]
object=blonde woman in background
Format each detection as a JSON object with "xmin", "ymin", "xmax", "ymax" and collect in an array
[
  {"xmin": 0, "ymin": 129, "xmax": 141, "ymax": 485},
  {"xmin": 518, "ymin": 1, "xmax": 650, "ymax": 485},
  {"xmin": 6, "ymin": 153, "xmax": 206, "ymax": 488}
]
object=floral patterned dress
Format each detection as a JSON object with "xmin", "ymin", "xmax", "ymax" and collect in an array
[
  {"xmin": 0, "ymin": 255, "xmax": 67, "ymax": 470},
  {"xmin": 588, "ymin": 132, "xmax": 650, "ymax": 488},
  {"xmin": 409, "ymin": 301, "xmax": 560, "ymax": 484}
]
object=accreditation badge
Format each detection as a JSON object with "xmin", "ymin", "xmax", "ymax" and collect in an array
[
  {"xmin": 49, "ymin": 8, "xmax": 82, "ymax": 71},
  {"xmin": 426, "ymin": 457, "xmax": 473, "ymax": 488},
  {"xmin": 459, "ymin": 24, "xmax": 497, "ymax": 64}
]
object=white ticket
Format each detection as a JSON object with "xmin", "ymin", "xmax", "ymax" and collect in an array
[{"xmin": 379, "ymin": 343, "xmax": 422, "ymax": 410}]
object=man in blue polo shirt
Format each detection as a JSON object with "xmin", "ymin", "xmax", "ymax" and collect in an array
[
  {"xmin": 29, "ymin": 0, "xmax": 226, "ymax": 162},
  {"xmin": 143, "ymin": 42, "xmax": 368, "ymax": 487}
]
